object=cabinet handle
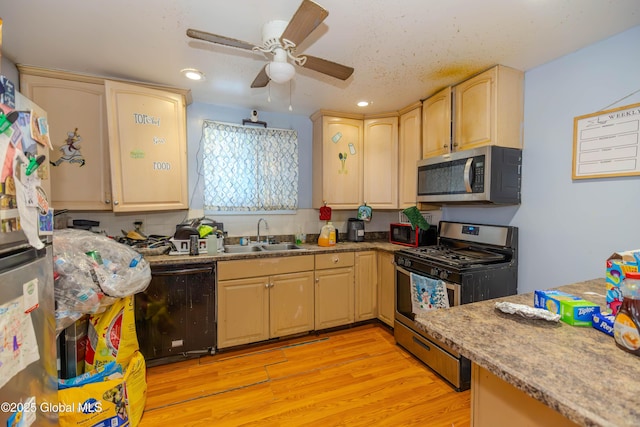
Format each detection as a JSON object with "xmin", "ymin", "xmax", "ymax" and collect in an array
[
  {"xmin": 315, "ymin": 278, "xmax": 319, "ymax": 283},
  {"xmin": 113, "ymin": 200, "xmax": 119, "ymax": 205},
  {"xmin": 333, "ymin": 257, "xmax": 339, "ymax": 263},
  {"xmin": 265, "ymin": 283, "xmax": 270, "ymax": 288},
  {"xmin": 105, "ymin": 198, "xmax": 111, "ymax": 204}
]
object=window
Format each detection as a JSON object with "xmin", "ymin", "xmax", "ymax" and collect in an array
[{"xmin": 202, "ymin": 121, "xmax": 298, "ymax": 211}]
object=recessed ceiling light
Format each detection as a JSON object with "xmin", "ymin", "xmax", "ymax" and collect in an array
[
  {"xmin": 357, "ymin": 101, "xmax": 369, "ymax": 107},
  {"xmin": 181, "ymin": 68, "xmax": 205, "ymax": 81}
]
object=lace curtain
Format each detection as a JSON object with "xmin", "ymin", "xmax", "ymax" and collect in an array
[{"xmin": 202, "ymin": 121, "xmax": 298, "ymax": 211}]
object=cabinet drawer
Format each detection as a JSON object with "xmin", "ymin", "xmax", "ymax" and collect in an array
[
  {"xmin": 315, "ymin": 252, "xmax": 355, "ymax": 270},
  {"xmin": 218, "ymin": 255, "xmax": 314, "ymax": 280}
]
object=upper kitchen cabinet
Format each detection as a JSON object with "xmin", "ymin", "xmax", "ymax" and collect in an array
[
  {"xmin": 311, "ymin": 112, "xmax": 364, "ymax": 209},
  {"xmin": 105, "ymin": 81, "xmax": 188, "ymax": 212},
  {"xmin": 421, "ymin": 65, "xmax": 524, "ymax": 159},
  {"xmin": 398, "ymin": 103, "xmax": 422, "ymax": 209},
  {"xmin": 453, "ymin": 65, "xmax": 524, "ymax": 152},
  {"xmin": 18, "ymin": 66, "xmax": 190, "ymax": 212},
  {"xmin": 19, "ymin": 70, "xmax": 112, "ymax": 210},
  {"xmin": 363, "ymin": 115, "xmax": 398, "ymax": 209},
  {"xmin": 422, "ymin": 87, "xmax": 452, "ymax": 158}
]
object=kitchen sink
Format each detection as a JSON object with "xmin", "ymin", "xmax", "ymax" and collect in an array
[
  {"xmin": 259, "ymin": 243, "xmax": 303, "ymax": 251},
  {"xmin": 223, "ymin": 243, "xmax": 304, "ymax": 254},
  {"xmin": 223, "ymin": 245, "xmax": 263, "ymax": 254}
]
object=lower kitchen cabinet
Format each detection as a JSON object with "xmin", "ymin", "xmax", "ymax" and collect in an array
[
  {"xmin": 377, "ymin": 251, "xmax": 395, "ymax": 327},
  {"xmin": 355, "ymin": 251, "xmax": 378, "ymax": 321},
  {"xmin": 315, "ymin": 252, "xmax": 355, "ymax": 329},
  {"xmin": 217, "ymin": 276, "xmax": 270, "ymax": 348},
  {"xmin": 269, "ymin": 271, "xmax": 315, "ymax": 337},
  {"xmin": 217, "ymin": 255, "xmax": 315, "ymax": 349}
]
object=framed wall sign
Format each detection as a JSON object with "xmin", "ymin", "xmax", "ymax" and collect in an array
[{"xmin": 572, "ymin": 102, "xmax": 640, "ymax": 179}]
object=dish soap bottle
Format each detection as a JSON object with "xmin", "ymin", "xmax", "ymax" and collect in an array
[
  {"xmin": 318, "ymin": 222, "xmax": 336, "ymax": 247},
  {"xmin": 613, "ymin": 271, "xmax": 640, "ymax": 356}
]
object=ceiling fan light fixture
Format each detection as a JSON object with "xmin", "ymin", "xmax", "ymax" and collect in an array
[
  {"xmin": 357, "ymin": 101, "xmax": 370, "ymax": 107},
  {"xmin": 266, "ymin": 61, "xmax": 295, "ymax": 84}
]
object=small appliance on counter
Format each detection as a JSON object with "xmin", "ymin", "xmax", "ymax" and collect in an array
[
  {"xmin": 389, "ymin": 223, "xmax": 437, "ymax": 247},
  {"xmin": 347, "ymin": 218, "xmax": 365, "ymax": 242}
]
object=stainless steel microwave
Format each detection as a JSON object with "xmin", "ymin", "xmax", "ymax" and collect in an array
[{"xmin": 417, "ymin": 146, "xmax": 522, "ymax": 204}]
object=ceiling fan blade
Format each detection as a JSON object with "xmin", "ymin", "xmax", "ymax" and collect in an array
[
  {"xmin": 186, "ymin": 28, "xmax": 256, "ymax": 51},
  {"xmin": 300, "ymin": 55, "xmax": 354, "ymax": 81},
  {"xmin": 280, "ymin": 0, "xmax": 328, "ymax": 46},
  {"xmin": 251, "ymin": 65, "xmax": 270, "ymax": 88}
]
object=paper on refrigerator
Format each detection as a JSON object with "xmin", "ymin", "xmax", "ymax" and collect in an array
[{"xmin": 0, "ymin": 294, "xmax": 40, "ymax": 390}]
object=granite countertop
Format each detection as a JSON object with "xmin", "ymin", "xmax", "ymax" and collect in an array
[
  {"xmin": 144, "ymin": 240, "xmax": 403, "ymax": 266},
  {"xmin": 414, "ymin": 278, "xmax": 640, "ymax": 427}
]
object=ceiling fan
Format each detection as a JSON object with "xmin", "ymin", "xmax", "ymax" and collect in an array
[{"xmin": 186, "ymin": 0, "xmax": 354, "ymax": 88}]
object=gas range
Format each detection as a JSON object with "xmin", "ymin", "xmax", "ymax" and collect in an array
[
  {"xmin": 394, "ymin": 220, "xmax": 518, "ymax": 302},
  {"xmin": 394, "ymin": 221, "xmax": 519, "ymax": 391},
  {"xmin": 397, "ymin": 221, "xmax": 517, "ymax": 270},
  {"xmin": 399, "ymin": 245, "xmax": 507, "ymax": 268}
]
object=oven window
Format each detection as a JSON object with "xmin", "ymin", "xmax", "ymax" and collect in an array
[
  {"xmin": 396, "ymin": 268, "xmax": 458, "ymax": 322},
  {"xmin": 396, "ymin": 268, "xmax": 415, "ymax": 321}
]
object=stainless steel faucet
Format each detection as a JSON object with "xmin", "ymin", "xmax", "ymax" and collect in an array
[{"xmin": 257, "ymin": 218, "xmax": 269, "ymax": 243}]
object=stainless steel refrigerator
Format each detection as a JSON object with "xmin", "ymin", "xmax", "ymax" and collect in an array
[{"xmin": 0, "ymin": 79, "xmax": 57, "ymax": 426}]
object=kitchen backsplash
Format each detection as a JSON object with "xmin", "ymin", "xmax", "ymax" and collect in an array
[{"xmin": 56, "ymin": 208, "xmax": 439, "ymax": 240}]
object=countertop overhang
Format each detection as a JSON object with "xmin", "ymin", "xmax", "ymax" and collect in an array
[{"xmin": 414, "ymin": 278, "xmax": 639, "ymax": 427}]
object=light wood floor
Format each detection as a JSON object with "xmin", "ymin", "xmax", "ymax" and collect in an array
[{"xmin": 139, "ymin": 324, "xmax": 470, "ymax": 426}]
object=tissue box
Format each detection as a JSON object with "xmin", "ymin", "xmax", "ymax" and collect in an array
[
  {"xmin": 534, "ymin": 290, "xmax": 600, "ymax": 326},
  {"xmin": 592, "ymin": 312, "xmax": 615, "ymax": 337},
  {"xmin": 606, "ymin": 250, "xmax": 640, "ymax": 314}
]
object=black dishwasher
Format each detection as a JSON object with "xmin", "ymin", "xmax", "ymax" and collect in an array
[{"xmin": 134, "ymin": 262, "xmax": 216, "ymax": 366}]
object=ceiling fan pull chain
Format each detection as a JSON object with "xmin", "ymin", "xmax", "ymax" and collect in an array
[
  {"xmin": 268, "ymin": 83, "xmax": 272, "ymax": 103},
  {"xmin": 289, "ymin": 81, "xmax": 293, "ymax": 112}
]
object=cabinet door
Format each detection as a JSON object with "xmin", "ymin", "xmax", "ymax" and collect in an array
[
  {"xmin": 105, "ymin": 80, "xmax": 188, "ymax": 212},
  {"xmin": 20, "ymin": 75, "xmax": 112, "ymax": 210},
  {"xmin": 422, "ymin": 87, "xmax": 452, "ymax": 158},
  {"xmin": 270, "ymin": 271, "xmax": 315, "ymax": 338},
  {"xmin": 355, "ymin": 251, "xmax": 378, "ymax": 321},
  {"xmin": 217, "ymin": 277, "xmax": 269, "ymax": 349},
  {"xmin": 314, "ymin": 267, "xmax": 354, "ymax": 329},
  {"xmin": 454, "ymin": 68, "xmax": 495, "ymax": 151},
  {"xmin": 398, "ymin": 106, "xmax": 422, "ymax": 208},
  {"xmin": 315, "ymin": 116, "xmax": 364, "ymax": 209},
  {"xmin": 363, "ymin": 117, "xmax": 398, "ymax": 209},
  {"xmin": 377, "ymin": 251, "xmax": 395, "ymax": 327}
]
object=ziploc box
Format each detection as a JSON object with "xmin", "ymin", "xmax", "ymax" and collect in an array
[
  {"xmin": 606, "ymin": 250, "xmax": 640, "ymax": 315},
  {"xmin": 534, "ymin": 290, "xmax": 600, "ymax": 326}
]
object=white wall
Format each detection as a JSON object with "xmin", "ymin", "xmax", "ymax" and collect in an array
[{"xmin": 444, "ymin": 25, "xmax": 640, "ymax": 294}]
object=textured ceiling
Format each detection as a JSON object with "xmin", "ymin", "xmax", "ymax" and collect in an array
[{"xmin": 1, "ymin": 0, "xmax": 639, "ymax": 116}]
